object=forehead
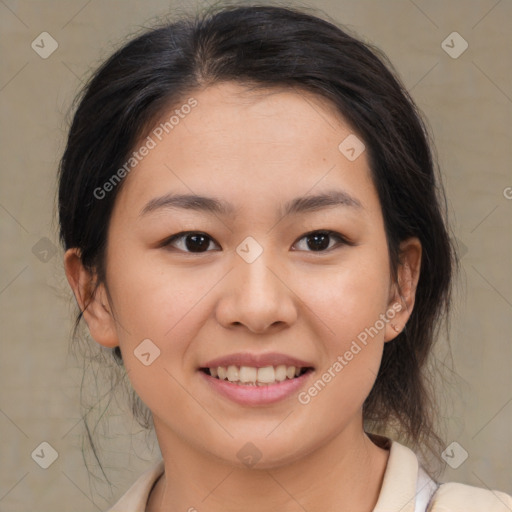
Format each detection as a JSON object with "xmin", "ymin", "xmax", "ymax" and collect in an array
[{"xmin": 112, "ymin": 82, "xmax": 379, "ymax": 220}]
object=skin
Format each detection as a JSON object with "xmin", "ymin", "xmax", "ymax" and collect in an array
[{"xmin": 65, "ymin": 82, "xmax": 421, "ymax": 512}]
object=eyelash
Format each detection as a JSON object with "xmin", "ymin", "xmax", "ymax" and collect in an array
[{"xmin": 161, "ymin": 230, "xmax": 352, "ymax": 254}]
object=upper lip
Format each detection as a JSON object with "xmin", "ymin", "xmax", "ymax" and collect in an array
[{"xmin": 200, "ymin": 352, "xmax": 314, "ymax": 369}]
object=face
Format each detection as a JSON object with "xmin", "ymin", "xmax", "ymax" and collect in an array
[{"xmin": 67, "ymin": 82, "xmax": 420, "ymax": 468}]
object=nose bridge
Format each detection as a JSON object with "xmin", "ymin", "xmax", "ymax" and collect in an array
[
  {"xmin": 235, "ymin": 243, "xmax": 283, "ymax": 302},
  {"xmin": 216, "ymin": 239, "xmax": 297, "ymax": 332}
]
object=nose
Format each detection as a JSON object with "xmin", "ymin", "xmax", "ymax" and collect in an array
[{"xmin": 215, "ymin": 251, "xmax": 298, "ymax": 334}]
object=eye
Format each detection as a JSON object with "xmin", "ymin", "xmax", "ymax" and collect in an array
[
  {"xmin": 161, "ymin": 229, "xmax": 351, "ymax": 254},
  {"xmin": 292, "ymin": 230, "xmax": 350, "ymax": 252},
  {"xmin": 162, "ymin": 231, "xmax": 220, "ymax": 253}
]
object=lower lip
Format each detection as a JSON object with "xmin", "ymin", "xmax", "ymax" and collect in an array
[{"xmin": 199, "ymin": 370, "xmax": 314, "ymax": 406}]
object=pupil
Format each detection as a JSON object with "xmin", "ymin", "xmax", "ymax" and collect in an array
[
  {"xmin": 308, "ymin": 233, "xmax": 329, "ymax": 251},
  {"xmin": 186, "ymin": 234, "xmax": 209, "ymax": 252}
]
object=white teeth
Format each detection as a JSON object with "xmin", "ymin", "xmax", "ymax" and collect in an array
[
  {"xmin": 239, "ymin": 366, "xmax": 257, "ymax": 383},
  {"xmin": 275, "ymin": 365, "xmax": 287, "ymax": 382},
  {"xmin": 208, "ymin": 365, "xmax": 307, "ymax": 385},
  {"xmin": 227, "ymin": 365, "xmax": 239, "ymax": 382},
  {"xmin": 257, "ymin": 366, "xmax": 275, "ymax": 383}
]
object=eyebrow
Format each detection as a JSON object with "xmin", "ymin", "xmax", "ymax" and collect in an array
[{"xmin": 139, "ymin": 189, "xmax": 363, "ymax": 219}]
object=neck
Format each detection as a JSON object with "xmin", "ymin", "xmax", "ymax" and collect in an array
[{"xmin": 147, "ymin": 422, "xmax": 390, "ymax": 512}]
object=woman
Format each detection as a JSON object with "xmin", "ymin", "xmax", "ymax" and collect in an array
[{"xmin": 58, "ymin": 4, "xmax": 512, "ymax": 511}]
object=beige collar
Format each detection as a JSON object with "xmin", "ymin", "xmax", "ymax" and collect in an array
[{"xmin": 372, "ymin": 437, "xmax": 420, "ymax": 512}]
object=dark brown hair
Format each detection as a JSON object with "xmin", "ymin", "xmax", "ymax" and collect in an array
[{"xmin": 58, "ymin": 2, "xmax": 455, "ymax": 479}]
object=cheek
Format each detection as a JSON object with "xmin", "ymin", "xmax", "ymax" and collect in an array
[
  {"xmin": 293, "ymin": 249, "xmax": 390, "ymax": 404},
  {"xmin": 109, "ymin": 261, "xmax": 203, "ymax": 417},
  {"xmin": 295, "ymin": 262, "xmax": 389, "ymax": 419},
  {"xmin": 295, "ymin": 250, "xmax": 391, "ymax": 341},
  {"xmin": 107, "ymin": 249, "xmax": 212, "ymax": 338}
]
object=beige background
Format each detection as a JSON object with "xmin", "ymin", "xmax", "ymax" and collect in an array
[{"xmin": 1, "ymin": 0, "xmax": 511, "ymax": 510}]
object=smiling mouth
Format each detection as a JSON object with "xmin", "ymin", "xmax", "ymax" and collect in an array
[{"xmin": 199, "ymin": 365, "xmax": 314, "ymax": 386}]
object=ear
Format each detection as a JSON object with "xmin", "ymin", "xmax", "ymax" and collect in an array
[
  {"xmin": 63, "ymin": 248, "xmax": 119, "ymax": 348},
  {"xmin": 384, "ymin": 237, "xmax": 422, "ymax": 342}
]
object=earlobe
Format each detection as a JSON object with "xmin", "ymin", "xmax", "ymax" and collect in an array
[
  {"xmin": 385, "ymin": 237, "xmax": 422, "ymax": 342},
  {"xmin": 63, "ymin": 248, "xmax": 119, "ymax": 348}
]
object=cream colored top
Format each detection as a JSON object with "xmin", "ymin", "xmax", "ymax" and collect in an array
[{"xmin": 106, "ymin": 438, "xmax": 512, "ymax": 511}]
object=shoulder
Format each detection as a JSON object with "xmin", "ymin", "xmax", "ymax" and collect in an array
[{"xmin": 428, "ymin": 481, "xmax": 512, "ymax": 511}]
